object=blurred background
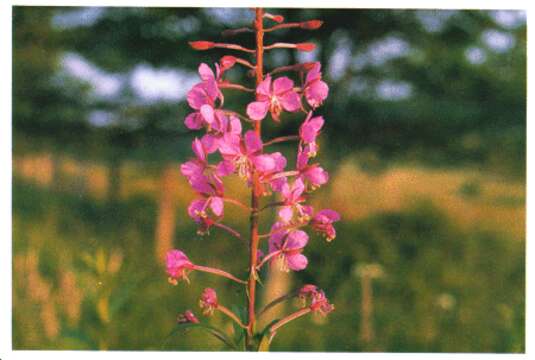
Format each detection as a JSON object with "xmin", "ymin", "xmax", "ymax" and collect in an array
[{"xmin": 12, "ymin": 7, "xmax": 525, "ymax": 352}]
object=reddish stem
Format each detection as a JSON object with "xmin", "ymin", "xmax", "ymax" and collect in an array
[
  {"xmin": 270, "ymin": 307, "xmax": 312, "ymax": 333},
  {"xmin": 245, "ymin": 7, "xmax": 265, "ymax": 351},
  {"xmin": 212, "ymin": 222, "xmax": 244, "ymax": 242},
  {"xmin": 192, "ymin": 264, "xmax": 247, "ymax": 284},
  {"xmin": 218, "ymin": 304, "xmax": 248, "ymax": 328},
  {"xmin": 263, "ymin": 135, "xmax": 300, "ymax": 147}
]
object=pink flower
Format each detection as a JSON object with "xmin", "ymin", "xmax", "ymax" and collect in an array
[
  {"xmin": 177, "ymin": 310, "xmax": 200, "ymax": 324},
  {"xmin": 246, "ymin": 75, "xmax": 301, "ymax": 122},
  {"xmin": 184, "ymin": 64, "xmax": 224, "ymax": 130},
  {"xmin": 298, "ymin": 285, "xmax": 334, "ymax": 316},
  {"xmin": 299, "ymin": 113, "xmax": 324, "ymax": 157},
  {"xmin": 199, "ymin": 288, "xmax": 218, "ymax": 316},
  {"xmin": 187, "ymin": 197, "xmax": 224, "ymax": 234},
  {"xmin": 268, "ymin": 228, "xmax": 309, "ymax": 272},
  {"xmin": 303, "ymin": 62, "xmax": 329, "ymax": 108},
  {"xmin": 297, "ymin": 145, "xmax": 329, "ymax": 189},
  {"xmin": 299, "ymin": 284, "xmax": 319, "ymax": 302},
  {"xmin": 203, "ymin": 112, "xmax": 242, "ymax": 152},
  {"xmin": 166, "ymin": 250, "xmax": 194, "ymax": 285},
  {"xmin": 219, "ymin": 130, "xmax": 282, "ymax": 183},
  {"xmin": 310, "ymin": 290, "xmax": 334, "ymax": 316},
  {"xmin": 278, "ymin": 178, "xmax": 308, "ymax": 223},
  {"xmin": 310, "ymin": 209, "xmax": 340, "ymax": 241}
]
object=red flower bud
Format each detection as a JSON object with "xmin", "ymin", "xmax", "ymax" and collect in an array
[
  {"xmin": 296, "ymin": 43, "xmax": 316, "ymax": 52},
  {"xmin": 265, "ymin": 13, "xmax": 285, "ymax": 23},
  {"xmin": 189, "ymin": 41, "xmax": 215, "ymax": 50},
  {"xmin": 272, "ymin": 15, "xmax": 285, "ymax": 23},
  {"xmin": 220, "ymin": 55, "xmax": 237, "ymax": 71},
  {"xmin": 300, "ymin": 20, "xmax": 323, "ymax": 30}
]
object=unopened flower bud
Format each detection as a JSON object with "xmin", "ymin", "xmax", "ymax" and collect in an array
[
  {"xmin": 220, "ymin": 55, "xmax": 237, "ymax": 71},
  {"xmin": 189, "ymin": 41, "xmax": 215, "ymax": 50},
  {"xmin": 265, "ymin": 13, "xmax": 284, "ymax": 23},
  {"xmin": 199, "ymin": 288, "xmax": 218, "ymax": 316},
  {"xmin": 300, "ymin": 20, "xmax": 323, "ymax": 30},
  {"xmin": 296, "ymin": 43, "xmax": 316, "ymax": 52},
  {"xmin": 177, "ymin": 310, "xmax": 199, "ymax": 324}
]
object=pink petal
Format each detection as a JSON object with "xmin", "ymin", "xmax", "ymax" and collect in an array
[
  {"xmin": 305, "ymin": 166, "xmax": 329, "ymax": 186},
  {"xmin": 180, "ymin": 160, "xmax": 203, "ymax": 179},
  {"xmin": 292, "ymin": 178, "xmax": 305, "ymax": 198},
  {"xmin": 210, "ymin": 197, "xmax": 224, "ymax": 217},
  {"xmin": 246, "ymin": 101, "xmax": 270, "ymax": 121},
  {"xmin": 190, "ymin": 175, "xmax": 213, "ymax": 194},
  {"xmin": 300, "ymin": 116, "xmax": 325, "ymax": 143},
  {"xmin": 229, "ymin": 115, "xmax": 242, "ymax": 135},
  {"xmin": 215, "ymin": 160, "xmax": 235, "ymax": 177},
  {"xmin": 186, "ymin": 84, "xmax": 207, "ymax": 110},
  {"xmin": 188, "ymin": 199, "xmax": 207, "ymax": 221},
  {"xmin": 201, "ymin": 134, "xmax": 219, "ymax": 154},
  {"xmin": 256, "ymin": 76, "xmax": 272, "ymax": 97},
  {"xmin": 270, "ymin": 152, "xmax": 287, "ymax": 172},
  {"xmin": 305, "ymin": 81, "xmax": 329, "ymax": 108},
  {"xmin": 286, "ymin": 253, "xmax": 308, "ymax": 271},
  {"xmin": 305, "ymin": 62, "xmax": 321, "ymax": 84},
  {"xmin": 280, "ymin": 91, "xmax": 302, "ymax": 112},
  {"xmin": 253, "ymin": 154, "xmax": 276, "ymax": 172},
  {"xmin": 184, "ymin": 112, "xmax": 204, "ymax": 130},
  {"xmin": 286, "ymin": 230, "xmax": 309, "ymax": 249},
  {"xmin": 244, "ymin": 130, "xmax": 263, "ymax": 154},
  {"xmin": 273, "ymin": 77, "xmax": 294, "ymax": 95},
  {"xmin": 218, "ymin": 133, "xmax": 241, "ymax": 157},
  {"xmin": 278, "ymin": 206, "xmax": 294, "ymax": 223},
  {"xmin": 191, "ymin": 138, "xmax": 206, "ymax": 162},
  {"xmin": 297, "ymin": 148, "xmax": 310, "ymax": 170},
  {"xmin": 200, "ymin": 104, "xmax": 215, "ymax": 124},
  {"xmin": 270, "ymin": 177, "xmax": 287, "ymax": 193},
  {"xmin": 316, "ymin": 209, "xmax": 341, "ymax": 222},
  {"xmin": 198, "ymin": 63, "xmax": 215, "ymax": 81}
]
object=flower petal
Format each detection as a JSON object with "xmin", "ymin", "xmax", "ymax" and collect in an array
[
  {"xmin": 198, "ymin": 63, "xmax": 215, "ymax": 81},
  {"xmin": 184, "ymin": 112, "xmax": 204, "ymax": 130},
  {"xmin": 286, "ymin": 230, "xmax": 309, "ymax": 249},
  {"xmin": 246, "ymin": 101, "xmax": 270, "ymax": 121},
  {"xmin": 210, "ymin": 197, "xmax": 224, "ymax": 217},
  {"xmin": 244, "ymin": 130, "xmax": 263, "ymax": 154},
  {"xmin": 273, "ymin": 76, "xmax": 294, "ymax": 95},
  {"xmin": 286, "ymin": 253, "xmax": 308, "ymax": 271},
  {"xmin": 280, "ymin": 91, "xmax": 302, "ymax": 112}
]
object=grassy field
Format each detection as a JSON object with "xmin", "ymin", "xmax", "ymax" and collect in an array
[{"xmin": 12, "ymin": 151, "xmax": 525, "ymax": 351}]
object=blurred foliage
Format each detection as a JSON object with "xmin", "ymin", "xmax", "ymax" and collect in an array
[
  {"xmin": 12, "ymin": 7, "xmax": 526, "ymax": 176},
  {"xmin": 12, "ymin": 6, "xmax": 525, "ymax": 352}
]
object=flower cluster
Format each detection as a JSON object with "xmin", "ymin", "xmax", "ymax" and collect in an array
[{"xmin": 165, "ymin": 9, "xmax": 340, "ymax": 350}]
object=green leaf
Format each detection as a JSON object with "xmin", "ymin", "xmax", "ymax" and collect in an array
[
  {"xmin": 256, "ymin": 318, "xmax": 280, "ymax": 352},
  {"xmin": 162, "ymin": 322, "xmax": 237, "ymax": 350},
  {"xmin": 231, "ymin": 305, "xmax": 247, "ymax": 350}
]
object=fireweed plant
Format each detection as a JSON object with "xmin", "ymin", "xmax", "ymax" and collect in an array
[{"xmin": 166, "ymin": 8, "xmax": 340, "ymax": 351}]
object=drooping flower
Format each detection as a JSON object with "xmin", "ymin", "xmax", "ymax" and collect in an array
[
  {"xmin": 268, "ymin": 228, "xmax": 309, "ymax": 272},
  {"xmin": 309, "ymin": 290, "xmax": 334, "ymax": 316},
  {"xmin": 298, "ymin": 285, "xmax": 334, "ymax": 316},
  {"xmin": 277, "ymin": 178, "xmax": 309, "ymax": 223},
  {"xmin": 299, "ymin": 112, "xmax": 324, "ymax": 157},
  {"xmin": 177, "ymin": 310, "xmax": 200, "ymax": 324},
  {"xmin": 310, "ymin": 209, "xmax": 340, "ymax": 241},
  {"xmin": 303, "ymin": 62, "xmax": 329, "ymax": 108},
  {"xmin": 246, "ymin": 75, "xmax": 301, "ymax": 122},
  {"xmin": 184, "ymin": 63, "xmax": 224, "ymax": 130},
  {"xmin": 298, "ymin": 284, "xmax": 319, "ymax": 304},
  {"xmin": 297, "ymin": 145, "xmax": 329, "ymax": 189},
  {"xmin": 199, "ymin": 288, "xmax": 218, "ymax": 316},
  {"xmin": 166, "ymin": 250, "xmax": 195, "ymax": 285}
]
